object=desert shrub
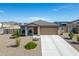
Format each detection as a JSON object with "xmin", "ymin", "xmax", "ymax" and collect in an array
[
  {"xmin": 24, "ymin": 41, "xmax": 37, "ymax": 50},
  {"xmin": 68, "ymin": 32, "xmax": 74, "ymax": 39},
  {"xmin": 16, "ymin": 38, "xmax": 21, "ymax": 47},
  {"xmin": 11, "ymin": 29, "xmax": 21, "ymax": 47},
  {"xmin": 76, "ymin": 35, "xmax": 79, "ymax": 42}
]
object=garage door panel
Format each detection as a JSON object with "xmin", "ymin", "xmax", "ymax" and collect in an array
[{"xmin": 40, "ymin": 27, "xmax": 58, "ymax": 35}]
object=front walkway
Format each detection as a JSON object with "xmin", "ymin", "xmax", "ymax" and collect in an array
[{"xmin": 41, "ymin": 35, "xmax": 79, "ymax": 56}]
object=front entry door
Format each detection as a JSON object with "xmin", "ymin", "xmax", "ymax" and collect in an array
[
  {"xmin": 21, "ymin": 29, "xmax": 25, "ymax": 36},
  {"xmin": 28, "ymin": 28, "xmax": 33, "ymax": 36},
  {"xmin": 34, "ymin": 27, "xmax": 38, "ymax": 35}
]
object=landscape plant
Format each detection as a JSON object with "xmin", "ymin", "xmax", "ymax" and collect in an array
[
  {"xmin": 76, "ymin": 35, "xmax": 79, "ymax": 43},
  {"xmin": 24, "ymin": 41, "xmax": 37, "ymax": 50},
  {"xmin": 68, "ymin": 32, "xmax": 74, "ymax": 39},
  {"xmin": 12, "ymin": 29, "xmax": 21, "ymax": 47},
  {"xmin": 16, "ymin": 37, "xmax": 21, "ymax": 46}
]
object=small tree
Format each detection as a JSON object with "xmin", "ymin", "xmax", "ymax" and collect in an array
[
  {"xmin": 68, "ymin": 32, "xmax": 74, "ymax": 39},
  {"xmin": 14, "ymin": 29, "xmax": 21, "ymax": 38},
  {"xmin": 16, "ymin": 37, "xmax": 21, "ymax": 46},
  {"xmin": 12, "ymin": 29, "xmax": 21, "ymax": 47}
]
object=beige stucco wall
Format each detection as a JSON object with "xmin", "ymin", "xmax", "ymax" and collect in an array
[
  {"xmin": 58, "ymin": 26, "xmax": 68, "ymax": 35},
  {"xmin": 40, "ymin": 26, "xmax": 58, "ymax": 35},
  {"xmin": 64, "ymin": 26, "xmax": 68, "ymax": 33}
]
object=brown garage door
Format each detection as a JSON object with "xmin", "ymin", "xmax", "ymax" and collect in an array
[{"xmin": 40, "ymin": 26, "xmax": 58, "ymax": 35}]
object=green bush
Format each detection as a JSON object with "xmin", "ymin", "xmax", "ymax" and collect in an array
[
  {"xmin": 68, "ymin": 32, "xmax": 74, "ymax": 39},
  {"xmin": 76, "ymin": 35, "xmax": 79, "ymax": 42},
  {"xmin": 24, "ymin": 41, "xmax": 37, "ymax": 50},
  {"xmin": 16, "ymin": 38, "xmax": 21, "ymax": 47}
]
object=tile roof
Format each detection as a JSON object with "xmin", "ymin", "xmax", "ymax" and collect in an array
[{"xmin": 27, "ymin": 20, "xmax": 58, "ymax": 26}]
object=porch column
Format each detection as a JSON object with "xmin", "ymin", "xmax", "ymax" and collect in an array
[
  {"xmin": 38, "ymin": 26, "xmax": 40, "ymax": 35},
  {"xmin": 25, "ymin": 27, "xmax": 28, "ymax": 36}
]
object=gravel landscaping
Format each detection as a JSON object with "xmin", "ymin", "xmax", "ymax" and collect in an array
[
  {"xmin": 0, "ymin": 34, "xmax": 42, "ymax": 56},
  {"xmin": 61, "ymin": 33, "xmax": 79, "ymax": 52},
  {"xmin": 65, "ymin": 38, "xmax": 79, "ymax": 52}
]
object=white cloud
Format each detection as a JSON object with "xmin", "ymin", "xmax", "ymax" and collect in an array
[
  {"xmin": 52, "ymin": 4, "xmax": 74, "ymax": 11},
  {"xmin": 28, "ymin": 17, "xmax": 47, "ymax": 20},
  {"xmin": 14, "ymin": 16, "xmax": 52, "ymax": 23},
  {"xmin": 26, "ymin": 17, "xmax": 52, "ymax": 22}
]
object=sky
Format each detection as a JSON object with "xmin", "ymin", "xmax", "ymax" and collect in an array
[{"xmin": 0, "ymin": 3, "xmax": 79, "ymax": 23}]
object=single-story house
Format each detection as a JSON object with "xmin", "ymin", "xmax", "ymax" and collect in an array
[
  {"xmin": 20, "ymin": 20, "xmax": 58, "ymax": 36},
  {"xmin": 0, "ymin": 22, "xmax": 21, "ymax": 34},
  {"xmin": 54, "ymin": 22, "xmax": 70, "ymax": 35},
  {"xmin": 67, "ymin": 19, "xmax": 79, "ymax": 33},
  {"xmin": 54, "ymin": 19, "xmax": 79, "ymax": 35}
]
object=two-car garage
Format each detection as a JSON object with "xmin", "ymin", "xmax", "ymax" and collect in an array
[{"xmin": 40, "ymin": 26, "xmax": 58, "ymax": 35}]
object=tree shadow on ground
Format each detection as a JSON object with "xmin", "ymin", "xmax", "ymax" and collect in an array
[
  {"xmin": 70, "ymin": 42, "xmax": 79, "ymax": 44},
  {"xmin": 64, "ymin": 38, "xmax": 71, "ymax": 40},
  {"xmin": 7, "ymin": 45, "xmax": 18, "ymax": 48},
  {"xmin": 9, "ymin": 37, "xmax": 15, "ymax": 39}
]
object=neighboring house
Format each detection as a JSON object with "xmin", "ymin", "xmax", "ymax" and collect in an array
[
  {"xmin": 54, "ymin": 22, "xmax": 70, "ymax": 35},
  {"xmin": 0, "ymin": 23, "xmax": 4, "ymax": 34},
  {"xmin": 67, "ymin": 19, "xmax": 79, "ymax": 33},
  {"xmin": 54, "ymin": 19, "xmax": 79, "ymax": 34},
  {"xmin": 20, "ymin": 20, "xmax": 58, "ymax": 36},
  {"xmin": 0, "ymin": 22, "xmax": 21, "ymax": 34}
]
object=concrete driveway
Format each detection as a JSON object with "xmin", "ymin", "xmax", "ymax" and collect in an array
[{"xmin": 41, "ymin": 35, "xmax": 79, "ymax": 56}]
